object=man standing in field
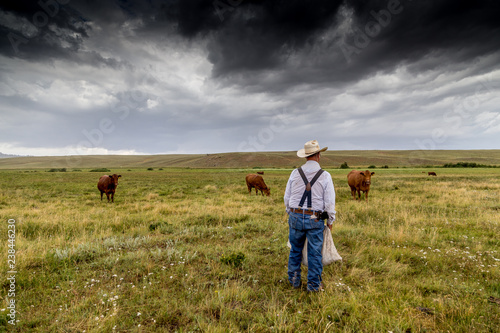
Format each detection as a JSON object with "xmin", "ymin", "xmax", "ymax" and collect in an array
[{"xmin": 284, "ymin": 140, "xmax": 336, "ymax": 292}]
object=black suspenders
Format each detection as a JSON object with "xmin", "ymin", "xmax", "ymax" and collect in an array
[{"xmin": 297, "ymin": 167, "xmax": 324, "ymax": 209}]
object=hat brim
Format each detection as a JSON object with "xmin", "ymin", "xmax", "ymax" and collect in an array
[{"xmin": 297, "ymin": 146, "xmax": 328, "ymax": 158}]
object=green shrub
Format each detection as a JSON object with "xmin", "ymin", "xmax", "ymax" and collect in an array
[
  {"xmin": 89, "ymin": 168, "xmax": 110, "ymax": 172},
  {"xmin": 47, "ymin": 168, "xmax": 66, "ymax": 172},
  {"xmin": 340, "ymin": 162, "xmax": 349, "ymax": 169},
  {"xmin": 443, "ymin": 162, "xmax": 497, "ymax": 168},
  {"xmin": 149, "ymin": 221, "xmax": 174, "ymax": 233},
  {"xmin": 220, "ymin": 252, "xmax": 245, "ymax": 268}
]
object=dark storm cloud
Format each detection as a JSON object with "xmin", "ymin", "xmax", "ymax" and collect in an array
[
  {"xmin": 0, "ymin": 0, "xmax": 90, "ymax": 59},
  {"xmin": 1, "ymin": 0, "xmax": 499, "ymax": 155},
  {"xmin": 203, "ymin": 0, "xmax": 500, "ymax": 91},
  {"xmin": 346, "ymin": 0, "xmax": 500, "ymax": 70},
  {"xmin": 116, "ymin": 0, "xmax": 500, "ymax": 91},
  {"xmin": 2, "ymin": 0, "xmax": 499, "ymax": 79},
  {"xmin": 205, "ymin": 0, "xmax": 345, "ymax": 73}
]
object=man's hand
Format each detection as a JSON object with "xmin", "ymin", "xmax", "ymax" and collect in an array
[{"xmin": 327, "ymin": 224, "xmax": 332, "ymax": 231}]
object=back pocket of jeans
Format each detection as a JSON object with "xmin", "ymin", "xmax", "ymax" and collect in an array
[{"xmin": 288, "ymin": 214, "xmax": 299, "ymax": 229}]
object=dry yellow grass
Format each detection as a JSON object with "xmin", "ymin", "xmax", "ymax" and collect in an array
[{"xmin": 0, "ymin": 167, "xmax": 498, "ymax": 332}]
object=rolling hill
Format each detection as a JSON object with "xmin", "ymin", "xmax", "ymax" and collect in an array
[{"xmin": 0, "ymin": 150, "xmax": 499, "ymax": 169}]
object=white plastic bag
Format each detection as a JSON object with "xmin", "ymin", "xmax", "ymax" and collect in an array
[{"xmin": 287, "ymin": 226, "xmax": 342, "ymax": 266}]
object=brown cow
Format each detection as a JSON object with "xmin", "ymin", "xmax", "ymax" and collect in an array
[
  {"xmin": 98, "ymin": 174, "xmax": 121, "ymax": 202},
  {"xmin": 245, "ymin": 174, "xmax": 270, "ymax": 196},
  {"xmin": 428, "ymin": 172, "xmax": 437, "ymax": 176},
  {"xmin": 347, "ymin": 170, "xmax": 375, "ymax": 201},
  {"xmin": 257, "ymin": 171, "xmax": 264, "ymax": 175}
]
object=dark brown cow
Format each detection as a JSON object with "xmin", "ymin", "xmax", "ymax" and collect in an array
[
  {"xmin": 347, "ymin": 170, "xmax": 375, "ymax": 201},
  {"xmin": 257, "ymin": 171, "xmax": 264, "ymax": 175},
  {"xmin": 245, "ymin": 174, "xmax": 270, "ymax": 196},
  {"xmin": 428, "ymin": 172, "xmax": 437, "ymax": 176},
  {"xmin": 98, "ymin": 174, "xmax": 121, "ymax": 202}
]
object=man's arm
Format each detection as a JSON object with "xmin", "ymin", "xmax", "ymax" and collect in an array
[
  {"xmin": 283, "ymin": 169, "xmax": 296, "ymax": 214},
  {"xmin": 323, "ymin": 172, "xmax": 336, "ymax": 227}
]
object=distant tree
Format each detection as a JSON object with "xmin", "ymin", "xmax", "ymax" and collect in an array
[
  {"xmin": 48, "ymin": 168, "xmax": 66, "ymax": 172},
  {"xmin": 368, "ymin": 165, "xmax": 376, "ymax": 169},
  {"xmin": 90, "ymin": 168, "xmax": 110, "ymax": 172},
  {"xmin": 340, "ymin": 162, "xmax": 349, "ymax": 169},
  {"xmin": 442, "ymin": 162, "xmax": 494, "ymax": 168}
]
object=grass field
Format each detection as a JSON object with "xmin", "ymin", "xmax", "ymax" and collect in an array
[{"xmin": 0, "ymin": 165, "xmax": 499, "ymax": 332}]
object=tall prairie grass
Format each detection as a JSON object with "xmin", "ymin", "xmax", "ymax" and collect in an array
[{"xmin": 0, "ymin": 167, "xmax": 499, "ymax": 332}]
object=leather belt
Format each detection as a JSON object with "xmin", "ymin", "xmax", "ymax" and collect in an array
[{"xmin": 290, "ymin": 208, "xmax": 320, "ymax": 215}]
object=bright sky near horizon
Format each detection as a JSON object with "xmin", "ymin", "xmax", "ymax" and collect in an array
[{"xmin": 1, "ymin": 0, "xmax": 499, "ymax": 156}]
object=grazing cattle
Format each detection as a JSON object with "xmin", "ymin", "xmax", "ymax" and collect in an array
[
  {"xmin": 98, "ymin": 174, "xmax": 121, "ymax": 202},
  {"xmin": 428, "ymin": 172, "xmax": 437, "ymax": 176},
  {"xmin": 245, "ymin": 174, "xmax": 270, "ymax": 196},
  {"xmin": 257, "ymin": 171, "xmax": 264, "ymax": 175},
  {"xmin": 347, "ymin": 170, "xmax": 375, "ymax": 201}
]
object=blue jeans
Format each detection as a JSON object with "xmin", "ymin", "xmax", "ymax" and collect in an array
[{"xmin": 288, "ymin": 211, "xmax": 324, "ymax": 291}]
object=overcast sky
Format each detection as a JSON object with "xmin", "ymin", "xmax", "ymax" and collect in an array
[{"xmin": 1, "ymin": 0, "xmax": 499, "ymax": 156}]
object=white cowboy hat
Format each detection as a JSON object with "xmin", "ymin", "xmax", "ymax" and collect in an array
[{"xmin": 297, "ymin": 140, "xmax": 328, "ymax": 158}]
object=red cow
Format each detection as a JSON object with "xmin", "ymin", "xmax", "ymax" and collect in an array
[
  {"xmin": 347, "ymin": 170, "xmax": 375, "ymax": 201},
  {"xmin": 98, "ymin": 174, "xmax": 121, "ymax": 202},
  {"xmin": 245, "ymin": 174, "xmax": 270, "ymax": 196},
  {"xmin": 428, "ymin": 172, "xmax": 437, "ymax": 176}
]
